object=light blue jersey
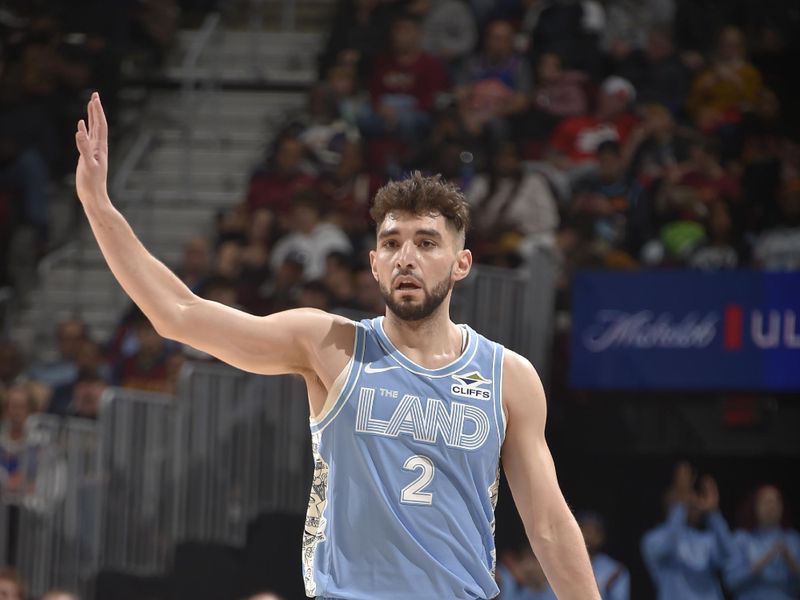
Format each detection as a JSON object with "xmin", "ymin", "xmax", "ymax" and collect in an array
[{"xmin": 302, "ymin": 316, "xmax": 507, "ymax": 599}]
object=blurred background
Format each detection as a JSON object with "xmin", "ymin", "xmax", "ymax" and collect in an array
[{"xmin": 0, "ymin": 0, "xmax": 799, "ymax": 598}]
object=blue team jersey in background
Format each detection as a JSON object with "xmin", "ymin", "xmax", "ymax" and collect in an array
[{"xmin": 302, "ymin": 316, "xmax": 507, "ymax": 599}]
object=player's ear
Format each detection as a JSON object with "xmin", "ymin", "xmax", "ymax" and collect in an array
[
  {"xmin": 453, "ymin": 249, "xmax": 472, "ymax": 281},
  {"xmin": 369, "ymin": 249, "xmax": 379, "ymax": 281}
]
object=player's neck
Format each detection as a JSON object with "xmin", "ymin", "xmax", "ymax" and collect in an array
[{"xmin": 382, "ymin": 309, "xmax": 464, "ymax": 370}]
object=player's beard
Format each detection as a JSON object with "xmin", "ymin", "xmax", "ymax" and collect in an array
[{"xmin": 380, "ymin": 270, "xmax": 453, "ymax": 322}]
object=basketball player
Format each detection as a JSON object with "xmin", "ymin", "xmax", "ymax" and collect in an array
[{"xmin": 75, "ymin": 93, "xmax": 600, "ymax": 599}]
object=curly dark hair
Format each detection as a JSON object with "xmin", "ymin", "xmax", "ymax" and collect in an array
[{"xmin": 370, "ymin": 172, "xmax": 471, "ymax": 240}]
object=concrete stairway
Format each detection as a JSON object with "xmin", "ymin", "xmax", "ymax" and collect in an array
[{"xmin": 11, "ymin": 22, "xmax": 322, "ymax": 359}]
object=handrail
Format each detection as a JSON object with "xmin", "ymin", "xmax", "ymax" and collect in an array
[
  {"xmin": 111, "ymin": 130, "xmax": 154, "ymax": 198},
  {"xmin": 0, "ymin": 286, "xmax": 11, "ymax": 337},
  {"xmin": 179, "ymin": 12, "xmax": 221, "ymax": 88}
]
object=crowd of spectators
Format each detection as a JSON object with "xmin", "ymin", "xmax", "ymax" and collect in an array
[
  {"xmin": 182, "ymin": 0, "xmax": 800, "ymax": 320},
  {"xmin": 0, "ymin": 0, "xmax": 181, "ymax": 287}
]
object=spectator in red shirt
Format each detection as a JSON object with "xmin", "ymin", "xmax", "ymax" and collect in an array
[
  {"xmin": 549, "ymin": 76, "xmax": 639, "ymax": 169},
  {"xmin": 243, "ymin": 133, "xmax": 317, "ymax": 222},
  {"xmin": 111, "ymin": 310, "xmax": 174, "ymax": 393},
  {"xmin": 359, "ymin": 13, "xmax": 448, "ymax": 143}
]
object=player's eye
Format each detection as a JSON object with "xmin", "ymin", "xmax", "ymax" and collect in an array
[
  {"xmin": 383, "ymin": 239, "xmax": 398, "ymax": 248},
  {"xmin": 419, "ymin": 240, "xmax": 436, "ymax": 248}
]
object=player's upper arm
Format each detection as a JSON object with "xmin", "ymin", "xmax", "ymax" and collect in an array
[
  {"xmin": 501, "ymin": 350, "xmax": 571, "ymax": 541},
  {"xmin": 157, "ymin": 296, "xmax": 354, "ymax": 379}
]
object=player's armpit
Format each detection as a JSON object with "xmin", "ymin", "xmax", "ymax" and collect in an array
[
  {"xmin": 500, "ymin": 350, "xmax": 601, "ymax": 600},
  {"xmin": 160, "ymin": 302, "xmax": 355, "ymax": 382}
]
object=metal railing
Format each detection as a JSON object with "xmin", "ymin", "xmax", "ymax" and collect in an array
[
  {"xmin": 98, "ymin": 389, "xmax": 178, "ymax": 575},
  {"xmin": 174, "ymin": 362, "xmax": 312, "ymax": 546},
  {"xmin": 13, "ymin": 414, "xmax": 101, "ymax": 599}
]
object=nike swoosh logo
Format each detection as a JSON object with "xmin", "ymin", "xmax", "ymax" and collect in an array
[{"xmin": 364, "ymin": 363, "xmax": 401, "ymax": 374}]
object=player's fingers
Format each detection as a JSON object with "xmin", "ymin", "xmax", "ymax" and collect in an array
[
  {"xmin": 87, "ymin": 95, "xmax": 95, "ymax": 139},
  {"xmin": 76, "ymin": 120, "xmax": 91, "ymax": 155},
  {"xmin": 94, "ymin": 92, "xmax": 108, "ymax": 141}
]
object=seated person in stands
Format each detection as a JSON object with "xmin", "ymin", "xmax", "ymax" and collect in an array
[
  {"xmin": 687, "ymin": 26, "xmax": 763, "ymax": 132},
  {"xmin": 549, "ymin": 76, "xmax": 639, "ymax": 172},
  {"xmin": 359, "ymin": 13, "xmax": 448, "ymax": 143},
  {"xmin": 244, "ymin": 133, "xmax": 317, "ymax": 226},
  {"xmin": 111, "ymin": 309, "xmax": 174, "ymax": 393},
  {"xmin": 752, "ymin": 173, "xmax": 800, "ymax": 270},
  {"xmin": 269, "ymin": 191, "xmax": 352, "ymax": 282},
  {"xmin": 570, "ymin": 140, "xmax": 631, "ymax": 253},
  {"xmin": 453, "ymin": 20, "xmax": 532, "ymax": 140},
  {"xmin": 0, "ymin": 382, "xmax": 39, "ymax": 499},
  {"xmin": 26, "ymin": 318, "xmax": 90, "ymax": 388},
  {"xmin": 465, "ymin": 141, "xmax": 559, "ymax": 264}
]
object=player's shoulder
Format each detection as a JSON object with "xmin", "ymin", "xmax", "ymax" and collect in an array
[
  {"xmin": 290, "ymin": 307, "xmax": 360, "ymax": 349},
  {"xmin": 501, "ymin": 349, "xmax": 542, "ymax": 385},
  {"xmin": 500, "ymin": 349, "xmax": 546, "ymax": 420}
]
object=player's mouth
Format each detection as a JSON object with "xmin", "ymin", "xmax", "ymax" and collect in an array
[{"xmin": 394, "ymin": 277, "xmax": 422, "ymax": 291}]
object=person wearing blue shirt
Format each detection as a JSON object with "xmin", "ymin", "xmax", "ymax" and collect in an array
[
  {"xmin": 724, "ymin": 484, "xmax": 800, "ymax": 600},
  {"xmin": 496, "ymin": 543, "xmax": 557, "ymax": 600},
  {"xmin": 641, "ymin": 462, "xmax": 736, "ymax": 600},
  {"xmin": 577, "ymin": 511, "xmax": 630, "ymax": 600}
]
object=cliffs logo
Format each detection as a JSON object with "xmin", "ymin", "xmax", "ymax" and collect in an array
[{"xmin": 451, "ymin": 371, "xmax": 492, "ymax": 401}]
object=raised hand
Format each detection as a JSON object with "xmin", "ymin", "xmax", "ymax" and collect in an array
[
  {"xmin": 75, "ymin": 91, "xmax": 109, "ymax": 205},
  {"xmin": 696, "ymin": 475, "xmax": 720, "ymax": 513}
]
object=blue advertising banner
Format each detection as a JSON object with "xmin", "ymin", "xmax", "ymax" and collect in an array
[{"xmin": 570, "ymin": 271, "xmax": 800, "ymax": 391}]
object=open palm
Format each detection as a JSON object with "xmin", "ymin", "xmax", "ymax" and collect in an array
[{"xmin": 75, "ymin": 92, "xmax": 109, "ymax": 204}]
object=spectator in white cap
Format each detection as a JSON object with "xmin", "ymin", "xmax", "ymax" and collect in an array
[{"xmin": 548, "ymin": 75, "xmax": 639, "ymax": 172}]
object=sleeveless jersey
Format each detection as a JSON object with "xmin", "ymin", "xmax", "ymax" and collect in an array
[{"xmin": 302, "ymin": 316, "xmax": 507, "ymax": 599}]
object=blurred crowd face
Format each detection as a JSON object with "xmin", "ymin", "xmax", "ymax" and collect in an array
[
  {"xmin": 537, "ymin": 53, "xmax": 562, "ymax": 85},
  {"xmin": 755, "ymin": 485, "xmax": 784, "ymax": 529},
  {"xmin": 4, "ymin": 385, "xmax": 33, "ymax": 435},
  {"xmin": 216, "ymin": 241, "xmax": 244, "ymax": 280},
  {"xmin": 0, "ymin": 342, "xmax": 24, "ymax": 386},
  {"xmin": 717, "ymin": 26, "xmax": 746, "ymax": 62},
  {"xmin": 248, "ymin": 209, "xmax": 274, "ymax": 245},
  {"xmin": 484, "ymin": 21, "xmax": 515, "ymax": 63},
  {"xmin": 371, "ymin": 212, "xmax": 467, "ymax": 321},
  {"xmin": 578, "ymin": 518, "xmax": 605, "ymax": 554},
  {"xmin": 73, "ymin": 378, "xmax": 106, "ymax": 419},
  {"xmin": 275, "ymin": 137, "xmax": 305, "ymax": 174},
  {"xmin": 493, "ymin": 142, "xmax": 521, "ymax": 178},
  {"xmin": 391, "ymin": 18, "xmax": 420, "ymax": 55},
  {"xmin": 337, "ymin": 142, "xmax": 363, "ymax": 180},
  {"xmin": 515, "ymin": 548, "xmax": 548, "ymax": 590},
  {"xmin": 596, "ymin": 90, "xmax": 628, "ymax": 121},
  {"xmin": 0, "ymin": 577, "xmax": 22, "ymax": 600},
  {"xmin": 182, "ymin": 237, "xmax": 210, "ymax": 278},
  {"xmin": 134, "ymin": 320, "xmax": 163, "ymax": 356},
  {"xmin": 597, "ymin": 146, "xmax": 623, "ymax": 182},
  {"xmin": 57, "ymin": 319, "xmax": 87, "ymax": 361},
  {"xmin": 646, "ymin": 28, "xmax": 674, "ymax": 62},
  {"xmin": 292, "ymin": 203, "xmax": 321, "ymax": 234}
]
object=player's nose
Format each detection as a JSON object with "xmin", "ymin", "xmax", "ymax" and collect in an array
[{"xmin": 395, "ymin": 240, "xmax": 417, "ymax": 269}]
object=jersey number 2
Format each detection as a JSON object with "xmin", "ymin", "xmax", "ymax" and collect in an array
[{"xmin": 401, "ymin": 455, "xmax": 434, "ymax": 505}]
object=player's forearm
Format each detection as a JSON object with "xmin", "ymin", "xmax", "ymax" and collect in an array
[
  {"xmin": 532, "ymin": 511, "xmax": 600, "ymax": 600},
  {"xmin": 83, "ymin": 194, "xmax": 194, "ymax": 334}
]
